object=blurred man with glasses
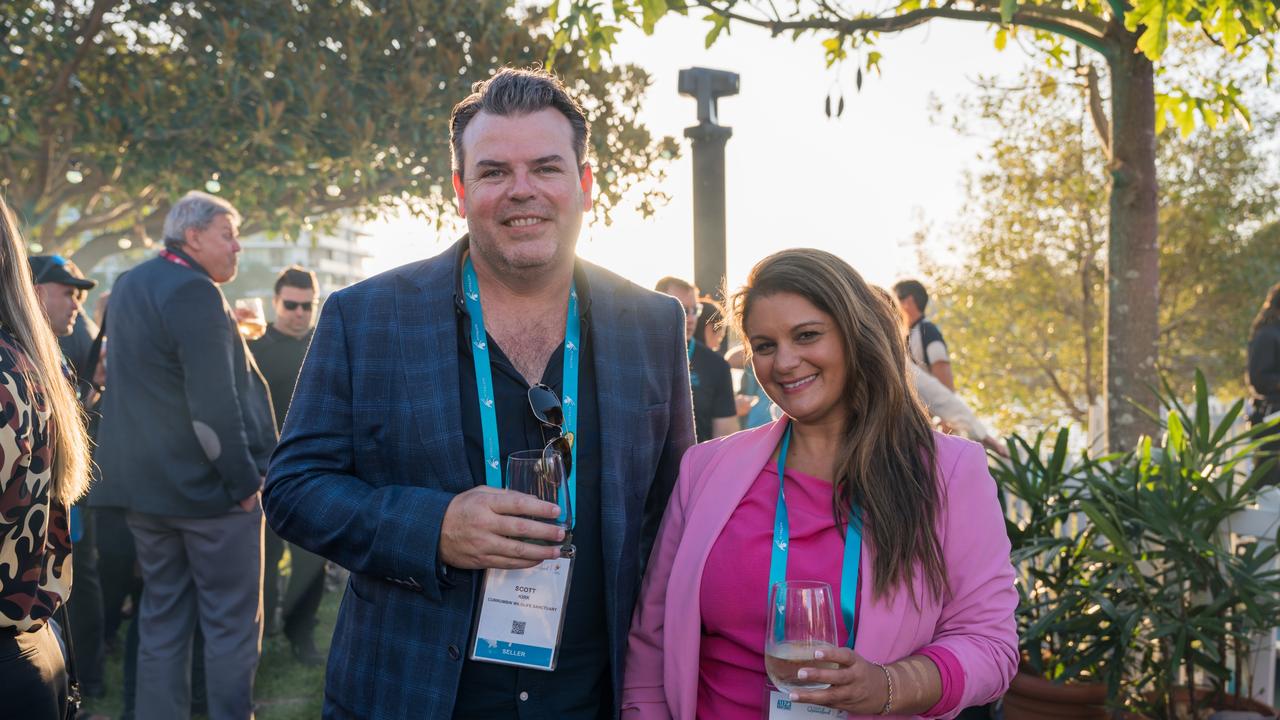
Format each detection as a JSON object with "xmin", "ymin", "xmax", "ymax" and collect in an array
[{"xmin": 247, "ymin": 265, "xmax": 325, "ymax": 666}]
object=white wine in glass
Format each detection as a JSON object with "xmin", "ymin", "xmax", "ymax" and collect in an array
[{"xmin": 765, "ymin": 580, "xmax": 840, "ymax": 692}]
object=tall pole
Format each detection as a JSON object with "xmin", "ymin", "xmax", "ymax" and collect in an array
[{"xmin": 679, "ymin": 67, "xmax": 739, "ymax": 302}]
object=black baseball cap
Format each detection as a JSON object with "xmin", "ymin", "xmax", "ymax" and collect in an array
[{"xmin": 29, "ymin": 255, "xmax": 97, "ymax": 290}]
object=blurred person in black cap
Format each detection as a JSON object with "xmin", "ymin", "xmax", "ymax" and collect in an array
[
  {"xmin": 30, "ymin": 255, "xmax": 111, "ymax": 708},
  {"xmin": 248, "ymin": 265, "xmax": 326, "ymax": 666},
  {"xmin": 30, "ymin": 255, "xmax": 95, "ymax": 338}
]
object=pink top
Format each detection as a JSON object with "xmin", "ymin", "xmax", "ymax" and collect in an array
[
  {"xmin": 697, "ymin": 465, "xmax": 854, "ymax": 717},
  {"xmin": 697, "ymin": 466, "xmax": 964, "ymax": 719}
]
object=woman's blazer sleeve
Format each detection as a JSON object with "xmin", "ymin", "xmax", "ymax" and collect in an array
[
  {"xmin": 621, "ymin": 448, "xmax": 698, "ymax": 719},
  {"xmin": 928, "ymin": 441, "xmax": 1020, "ymax": 718}
]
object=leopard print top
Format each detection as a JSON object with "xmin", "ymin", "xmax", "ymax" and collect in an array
[{"xmin": 0, "ymin": 324, "xmax": 72, "ymax": 632}]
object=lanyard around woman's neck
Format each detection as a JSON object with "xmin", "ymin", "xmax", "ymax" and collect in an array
[
  {"xmin": 769, "ymin": 420, "xmax": 864, "ymax": 649},
  {"xmin": 461, "ymin": 255, "xmax": 580, "ymax": 528}
]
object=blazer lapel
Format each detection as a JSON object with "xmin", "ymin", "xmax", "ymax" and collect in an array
[
  {"xmin": 393, "ymin": 244, "xmax": 472, "ymax": 493},
  {"xmin": 586, "ymin": 265, "xmax": 636, "ymax": 636},
  {"xmin": 668, "ymin": 419, "xmax": 788, "ymax": 718}
]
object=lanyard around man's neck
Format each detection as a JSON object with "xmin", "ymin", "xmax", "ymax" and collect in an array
[{"xmin": 461, "ymin": 255, "xmax": 580, "ymax": 528}]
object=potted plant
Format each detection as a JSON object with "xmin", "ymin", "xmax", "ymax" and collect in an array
[
  {"xmin": 1079, "ymin": 372, "xmax": 1280, "ymax": 719},
  {"xmin": 993, "ymin": 429, "xmax": 1127, "ymax": 720}
]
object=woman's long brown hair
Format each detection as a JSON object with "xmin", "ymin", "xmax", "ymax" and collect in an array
[
  {"xmin": 0, "ymin": 196, "xmax": 91, "ymax": 505},
  {"xmin": 730, "ymin": 249, "xmax": 947, "ymax": 603}
]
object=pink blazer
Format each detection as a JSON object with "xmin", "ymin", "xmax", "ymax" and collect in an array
[{"xmin": 622, "ymin": 419, "xmax": 1019, "ymax": 719}]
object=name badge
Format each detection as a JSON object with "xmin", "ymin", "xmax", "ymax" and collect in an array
[
  {"xmin": 470, "ymin": 556, "xmax": 574, "ymax": 671},
  {"xmin": 766, "ymin": 690, "xmax": 848, "ymax": 720}
]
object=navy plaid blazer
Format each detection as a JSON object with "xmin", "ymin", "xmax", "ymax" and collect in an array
[{"xmin": 264, "ymin": 240, "xmax": 695, "ymax": 719}]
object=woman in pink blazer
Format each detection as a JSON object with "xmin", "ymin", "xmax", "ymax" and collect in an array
[{"xmin": 624, "ymin": 249, "xmax": 1018, "ymax": 719}]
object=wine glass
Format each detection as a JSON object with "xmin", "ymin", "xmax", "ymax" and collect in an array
[
  {"xmin": 505, "ymin": 449, "xmax": 572, "ymax": 552},
  {"xmin": 764, "ymin": 580, "xmax": 840, "ymax": 693},
  {"xmin": 234, "ymin": 298, "xmax": 267, "ymax": 340}
]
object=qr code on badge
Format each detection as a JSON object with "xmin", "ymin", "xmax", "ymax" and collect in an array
[{"xmin": 511, "ymin": 620, "xmax": 527, "ymax": 636}]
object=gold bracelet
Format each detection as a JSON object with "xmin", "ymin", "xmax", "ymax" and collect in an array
[{"xmin": 874, "ymin": 661, "xmax": 893, "ymax": 716}]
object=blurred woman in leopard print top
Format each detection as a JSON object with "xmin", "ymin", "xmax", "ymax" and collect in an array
[{"xmin": 0, "ymin": 194, "xmax": 92, "ymax": 718}]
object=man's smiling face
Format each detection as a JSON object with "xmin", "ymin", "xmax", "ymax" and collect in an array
[{"xmin": 452, "ymin": 108, "xmax": 593, "ymax": 280}]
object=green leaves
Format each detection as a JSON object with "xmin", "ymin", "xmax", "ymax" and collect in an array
[
  {"xmin": 638, "ymin": 0, "xmax": 669, "ymax": 34},
  {"xmin": 1126, "ymin": 0, "xmax": 1175, "ymax": 58},
  {"xmin": 703, "ymin": 12, "xmax": 731, "ymax": 48},
  {"xmin": 8, "ymin": 1, "xmax": 677, "ymax": 263},
  {"xmin": 1124, "ymin": 0, "xmax": 1279, "ymax": 60},
  {"xmin": 1155, "ymin": 81, "xmax": 1253, "ymax": 138},
  {"xmin": 1000, "ymin": 0, "xmax": 1019, "ymax": 24},
  {"xmin": 1003, "ymin": 372, "xmax": 1280, "ymax": 712}
]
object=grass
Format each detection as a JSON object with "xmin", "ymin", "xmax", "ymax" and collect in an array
[{"xmin": 81, "ymin": 580, "xmax": 341, "ymax": 720}]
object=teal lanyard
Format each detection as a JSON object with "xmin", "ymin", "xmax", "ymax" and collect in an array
[
  {"xmin": 768, "ymin": 421, "xmax": 863, "ymax": 648},
  {"xmin": 687, "ymin": 338, "xmax": 695, "ymax": 361},
  {"xmin": 462, "ymin": 256, "xmax": 580, "ymax": 528}
]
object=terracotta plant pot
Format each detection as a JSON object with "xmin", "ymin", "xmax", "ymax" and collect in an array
[
  {"xmin": 1117, "ymin": 687, "xmax": 1280, "ymax": 718},
  {"xmin": 1003, "ymin": 669, "xmax": 1110, "ymax": 720}
]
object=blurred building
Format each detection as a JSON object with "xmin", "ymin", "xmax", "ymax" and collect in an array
[{"xmin": 232, "ymin": 223, "xmax": 373, "ymax": 300}]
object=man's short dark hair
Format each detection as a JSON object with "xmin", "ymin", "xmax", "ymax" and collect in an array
[
  {"xmin": 450, "ymin": 67, "xmax": 590, "ymax": 179},
  {"xmin": 893, "ymin": 279, "xmax": 929, "ymax": 313},
  {"xmin": 654, "ymin": 276, "xmax": 695, "ymax": 295},
  {"xmin": 274, "ymin": 265, "xmax": 318, "ymax": 296}
]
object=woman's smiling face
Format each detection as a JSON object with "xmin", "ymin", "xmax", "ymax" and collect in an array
[{"xmin": 746, "ymin": 291, "xmax": 849, "ymax": 428}]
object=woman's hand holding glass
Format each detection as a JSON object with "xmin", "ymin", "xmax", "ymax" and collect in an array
[{"xmin": 786, "ymin": 646, "xmax": 891, "ymax": 714}]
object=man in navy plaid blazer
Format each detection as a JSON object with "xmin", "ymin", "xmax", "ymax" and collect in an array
[{"xmin": 264, "ymin": 68, "xmax": 695, "ymax": 718}]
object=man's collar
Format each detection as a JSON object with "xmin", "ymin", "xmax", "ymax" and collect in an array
[
  {"xmin": 162, "ymin": 244, "xmax": 212, "ymax": 279},
  {"xmin": 450, "ymin": 236, "xmax": 593, "ymax": 317},
  {"xmin": 266, "ymin": 324, "xmax": 313, "ymax": 343}
]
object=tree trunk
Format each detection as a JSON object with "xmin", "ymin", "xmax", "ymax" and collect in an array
[
  {"xmin": 1103, "ymin": 26, "xmax": 1160, "ymax": 451},
  {"xmin": 69, "ymin": 231, "xmax": 155, "ymax": 272}
]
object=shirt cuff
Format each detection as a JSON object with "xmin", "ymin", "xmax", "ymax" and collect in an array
[{"xmin": 917, "ymin": 645, "xmax": 964, "ymax": 717}]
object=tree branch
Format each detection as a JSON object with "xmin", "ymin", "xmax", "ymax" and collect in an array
[
  {"xmin": 695, "ymin": 1, "xmax": 1112, "ymax": 56},
  {"xmin": 1003, "ymin": 329, "xmax": 1087, "ymax": 422},
  {"xmin": 68, "ymin": 230, "xmax": 139, "ymax": 270},
  {"xmin": 1029, "ymin": 348, "xmax": 1088, "ymax": 421},
  {"xmin": 48, "ymin": 0, "xmax": 115, "ymax": 104},
  {"xmin": 51, "ymin": 187, "xmax": 157, "ymax": 245},
  {"xmin": 35, "ymin": 0, "xmax": 116, "ymax": 197},
  {"xmin": 68, "ymin": 206, "xmax": 167, "ymax": 271},
  {"xmin": 1083, "ymin": 62, "xmax": 1112, "ymax": 156},
  {"xmin": 1106, "ymin": 0, "xmax": 1128, "ymax": 22}
]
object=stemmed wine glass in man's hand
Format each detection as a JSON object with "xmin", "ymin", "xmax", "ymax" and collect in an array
[{"xmin": 506, "ymin": 449, "xmax": 574, "ymax": 556}]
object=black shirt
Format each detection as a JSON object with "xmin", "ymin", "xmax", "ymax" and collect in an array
[
  {"xmin": 907, "ymin": 318, "xmax": 949, "ymax": 371},
  {"xmin": 451, "ymin": 258, "xmax": 611, "ymax": 720},
  {"xmin": 1249, "ymin": 323, "xmax": 1280, "ymax": 407},
  {"xmin": 690, "ymin": 340, "xmax": 736, "ymax": 442},
  {"xmin": 249, "ymin": 325, "xmax": 313, "ymax": 430}
]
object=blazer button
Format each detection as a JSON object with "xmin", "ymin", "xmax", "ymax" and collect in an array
[{"xmin": 448, "ymin": 644, "xmax": 461, "ymax": 660}]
